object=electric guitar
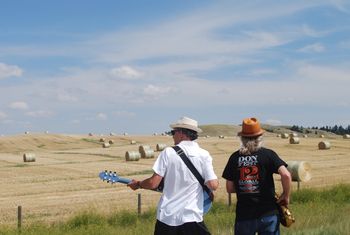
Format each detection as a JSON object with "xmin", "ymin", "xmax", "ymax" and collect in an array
[{"xmin": 99, "ymin": 170, "xmax": 212, "ymax": 214}]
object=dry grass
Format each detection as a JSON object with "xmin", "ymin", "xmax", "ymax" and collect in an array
[{"xmin": 0, "ymin": 131, "xmax": 349, "ymax": 226}]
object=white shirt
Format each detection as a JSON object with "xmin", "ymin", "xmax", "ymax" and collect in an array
[{"xmin": 152, "ymin": 140, "xmax": 217, "ymax": 226}]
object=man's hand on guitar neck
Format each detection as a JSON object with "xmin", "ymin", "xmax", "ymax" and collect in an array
[
  {"xmin": 128, "ymin": 179, "xmax": 142, "ymax": 190},
  {"xmin": 127, "ymin": 173, "xmax": 163, "ymax": 191}
]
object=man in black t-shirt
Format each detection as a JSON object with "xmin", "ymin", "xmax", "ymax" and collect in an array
[{"xmin": 222, "ymin": 117, "xmax": 291, "ymax": 235}]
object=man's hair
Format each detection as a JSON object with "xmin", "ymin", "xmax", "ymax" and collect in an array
[
  {"xmin": 239, "ymin": 135, "xmax": 263, "ymax": 155},
  {"xmin": 179, "ymin": 128, "xmax": 198, "ymax": 140}
]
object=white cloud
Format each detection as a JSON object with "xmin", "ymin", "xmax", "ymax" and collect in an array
[
  {"xmin": 110, "ymin": 66, "xmax": 142, "ymax": 79},
  {"xmin": 25, "ymin": 110, "xmax": 53, "ymax": 118},
  {"xmin": 143, "ymin": 84, "xmax": 174, "ymax": 99},
  {"xmin": 0, "ymin": 112, "xmax": 7, "ymax": 120},
  {"xmin": 113, "ymin": 111, "xmax": 136, "ymax": 117},
  {"xmin": 9, "ymin": 101, "xmax": 29, "ymax": 110},
  {"xmin": 96, "ymin": 113, "xmax": 107, "ymax": 120},
  {"xmin": 298, "ymin": 43, "xmax": 325, "ymax": 53},
  {"xmin": 300, "ymin": 24, "xmax": 326, "ymax": 38},
  {"xmin": 71, "ymin": 119, "xmax": 80, "ymax": 124},
  {"xmin": 0, "ymin": 62, "xmax": 23, "ymax": 79},
  {"xmin": 250, "ymin": 68, "xmax": 277, "ymax": 76},
  {"xmin": 297, "ymin": 64, "xmax": 350, "ymax": 81},
  {"xmin": 56, "ymin": 90, "xmax": 79, "ymax": 102}
]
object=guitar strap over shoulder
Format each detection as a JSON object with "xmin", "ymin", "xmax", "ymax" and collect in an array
[{"xmin": 172, "ymin": 146, "xmax": 212, "ymax": 199}]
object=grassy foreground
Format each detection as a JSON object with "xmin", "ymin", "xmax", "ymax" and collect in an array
[{"xmin": 0, "ymin": 184, "xmax": 349, "ymax": 235}]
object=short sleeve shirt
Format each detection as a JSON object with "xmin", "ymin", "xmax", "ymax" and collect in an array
[
  {"xmin": 222, "ymin": 147, "xmax": 287, "ymax": 220},
  {"xmin": 153, "ymin": 140, "xmax": 217, "ymax": 226}
]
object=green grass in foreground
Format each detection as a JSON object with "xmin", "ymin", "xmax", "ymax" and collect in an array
[{"xmin": 0, "ymin": 184, "xmax": 349, "ymax": 235}]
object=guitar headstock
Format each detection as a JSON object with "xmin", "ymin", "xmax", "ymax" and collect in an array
[
  {"xmin": 99, "ymin": 170, "xmax": 120, "ymax": 184},
  {"xmin": 99, "ymin": 170, "xmax": 131, "ymax": 184}
]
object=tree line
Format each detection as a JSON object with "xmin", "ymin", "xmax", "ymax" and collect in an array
[{"xmin": 290, "ymin": 125, "xmax": 350, "ymax": 135}]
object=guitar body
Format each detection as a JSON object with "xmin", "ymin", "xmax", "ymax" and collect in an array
[
  {"xmin": 202, "ymin": 190, "xmax": 212, "ymax": 214},
  {"xmin": 99, "ymin": 170, "xmax": 212, "ymax": 214}
]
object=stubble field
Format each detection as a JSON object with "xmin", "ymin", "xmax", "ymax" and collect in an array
[{"xmin": 0, "ymin": 132, "xmax": 349, "ymax": 226}]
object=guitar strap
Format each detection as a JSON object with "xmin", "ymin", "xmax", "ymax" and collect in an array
[{"xmin": 172, "ymin": 146, "xmax": 212, "ymax": 199}]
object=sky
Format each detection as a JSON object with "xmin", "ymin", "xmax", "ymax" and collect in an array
[{"xmin": 1, "ymin": 0, "xmax": 350, "ymax": 135}]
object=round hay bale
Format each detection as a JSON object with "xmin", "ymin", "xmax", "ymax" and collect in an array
[
  {"xmin": 318, "ymin": 141, "xmax": 331, "ymax": 150},
  {"xmin": 281, "ymin": 133, "xmax": 289, "ymax": 139},
  {"xmin": 289, "ymin": 137, "xmax": 300, "ymax": 144},
  {"xmin": 125, "ymin": 151, "xmax": 140, "ymax": 161},
  {"xmin": 140, "ymin": 149, "xmax": 155, "ymax": 159},
  {"xmin": 343, "ymin": 134, "xmax": 350, "ymax": 139},
  {"xmin": 99, "ymin": 138, "xmax": 105, "ymax": 142},
  {"xmin": 23, "ymin": 153, "xmax": 36, "ymax": 162},
  {"xmin": 319, "ymin": 134, "xmax": 325, "ymax": 138},
  {"xmin": 289, "ymin": 133, "xmax": 298, "ymax": 137},
  {"xmin": 130, "ymin": 140, "xmax": 137, "ymax": 145},
  {"xmin": 139, "ymin": 145, "xmax": 151, "ymax": 153},
  {"xmin": 218, "ymin": 135, "xmax": 225, "ymax": 139},
  {"xmin": 108, "ymin": 140, "xmax": 114, "ymax": 144},
  {"xmin": 102, "ymin": 142, "xmax": 110, "ymax": 148},
  {"xmin": 156, "ymin": 143, "xmax": 167, "ymax": 151},
  {"xmin": 287, "ymin": 161, "xmax": 312, "ymax": 182},
  {"xmin": 303, "ymin": 134, "xmax": 308, "ymax": 138},
  {"xmin": 276, "ymin": 134, "xmax": 281, "ymax": 138}
]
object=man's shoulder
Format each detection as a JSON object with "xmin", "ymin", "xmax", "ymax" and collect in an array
[{"xmin": 259, "ymin": 147, "xmax": 276, "ymax": 154}]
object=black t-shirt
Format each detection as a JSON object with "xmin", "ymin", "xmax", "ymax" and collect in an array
[{"xmin": 222, "ymin": 147, "xmax": 287, "ymax": 220}]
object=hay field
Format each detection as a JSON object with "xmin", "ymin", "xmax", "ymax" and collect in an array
[{"xmin": 0, "ymin": 132, "xmax": 349, "ymax": 226}]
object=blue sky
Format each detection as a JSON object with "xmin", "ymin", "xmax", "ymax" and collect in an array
[{"xmin": 1, "ymin": 0, "xmax": 350, "ymax": 135}]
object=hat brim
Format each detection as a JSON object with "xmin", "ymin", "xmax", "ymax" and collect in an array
[
  {"xmin": 238, "ymin": 130, "xmax": 264, "ymax": 137},
  {"xmin": 170, "ymin": 124, "xmax": 202, "ymax": 133}
]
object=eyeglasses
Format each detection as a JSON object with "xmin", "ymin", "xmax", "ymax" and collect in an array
[{"xmin": 170, "ymin": 129, "xmax": 181, "ymax": 136}]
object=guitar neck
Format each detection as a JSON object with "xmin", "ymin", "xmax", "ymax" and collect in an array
[{"xmin": 116, "ymin": 177, "xmax": 132, "ymax": 184}]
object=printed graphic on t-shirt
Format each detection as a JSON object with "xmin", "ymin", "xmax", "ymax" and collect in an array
[{"xmin": 238, "ymin": 155, "xmax": 260, "ymax": 193}]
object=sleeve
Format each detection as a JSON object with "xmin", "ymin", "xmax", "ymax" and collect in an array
[
  {"xmin": 152, "ymin": 148, "xmax": 169, "ymax": 177},
  {"xmin": 222, "ymin": 154, "xmax": 235, "ymax": 181},
  {"xmin": 269, "ymin": 149, "xmax": 287, "ymax": 173},
  {"xmin": 202, "ymin": 155, "xmax": 218, "ymax": 183}
]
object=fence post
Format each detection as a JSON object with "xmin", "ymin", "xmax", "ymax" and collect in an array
[
  {"xmin": 228, "ymin": 193, "xmax": 232, "ymax": 206},
  {"xmin": 137, "ymin": 193, "xmax": 141, "ymax": 215},
  {"xmin": 18, "ymin": 205, "xmax": 22, "ymax": 232}
]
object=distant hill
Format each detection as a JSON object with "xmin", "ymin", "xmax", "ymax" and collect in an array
[
  {"xmin": 199, "ymin": 124, "xmax": 339, "ymax": 138},
  {"xmin": 199, "ymin": 124, "xmax": 241, "ymax": 137}
]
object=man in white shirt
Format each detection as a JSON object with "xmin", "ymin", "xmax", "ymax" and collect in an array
[{"xmin": 128, "ymin": 116, "xmax": 219, "ymax": 235}]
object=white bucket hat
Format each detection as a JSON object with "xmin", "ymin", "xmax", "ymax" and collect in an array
[{"xmin": 170, "ymin": 116, "xmax": 202, "ymax": 133}]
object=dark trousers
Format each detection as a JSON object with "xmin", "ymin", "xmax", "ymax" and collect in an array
[
  {"xmin": 234, "ymin": 215, "xmax": 280, "ymax": 235},
  {"xmin": 154, "ymin": 220, "xmax": 211, "ymax": 235}
]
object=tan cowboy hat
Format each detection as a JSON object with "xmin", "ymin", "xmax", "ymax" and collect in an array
[
  {"xmin": 238, "ymin": 117, "xmax": 264, "ymax": 137},
  {"xmin": 170, "ymin": 116, "xmax": 203, "ymax": 133}
]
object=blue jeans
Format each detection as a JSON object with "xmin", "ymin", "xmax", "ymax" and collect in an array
[{"xmin": 234, "ymin": 215, "xmax": 280, "ymax": 235}]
